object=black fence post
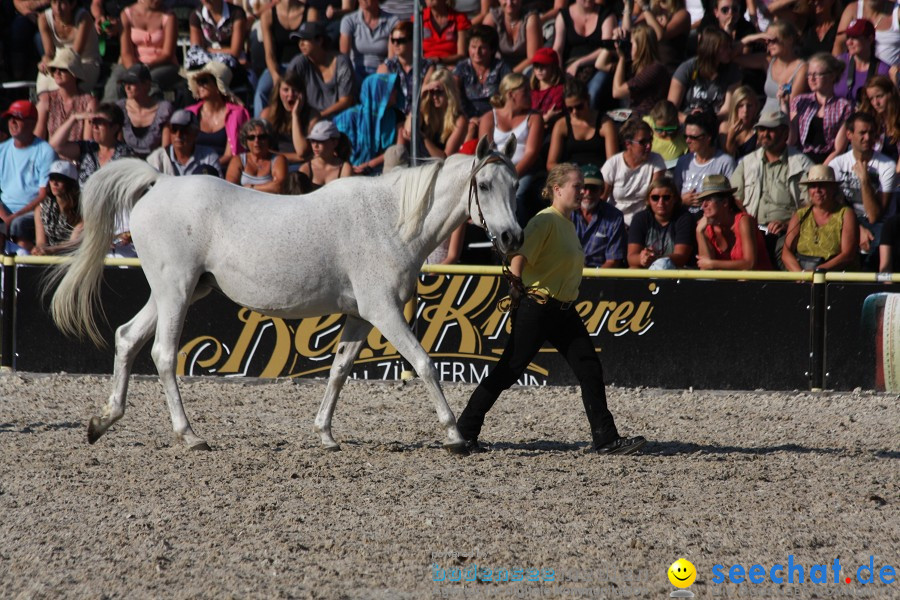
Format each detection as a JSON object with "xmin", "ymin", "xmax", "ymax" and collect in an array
[
  {"xmin": 809, "ymin": 271, "xmax": 827, "ymax": 391},
  {"xmin": 1, "ymin": 256, "xmax": 15, "ymax": 370}
]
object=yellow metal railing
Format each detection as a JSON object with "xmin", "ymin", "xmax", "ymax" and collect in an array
[{"xmin": 11, "ymin": 256, "xmax": 900, "ymax": 283}]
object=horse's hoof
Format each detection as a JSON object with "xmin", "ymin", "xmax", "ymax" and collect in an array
[
  {"xmin": 322, "ymin": 443, "xmax": 341, "ymax": 452},
  {"xmin": 444, "ymin": 441, "xmax": 469, "ymax": 456},
  {"xmin": 189, "ymin": 441, "xmax": 212, "ymax": 451},
  {"xmin": 86, "ymin": 417, "xmax": 103, "ymax": 444}
]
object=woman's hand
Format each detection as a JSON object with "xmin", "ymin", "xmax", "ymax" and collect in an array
[
  {"xmin": 696, "ymin": 255, "xmax": 714, "ymax": 269},
  {"xmin": 638, "ymin": 247, "xmax": 657, "ymax": 268},
  {"xmin": 695, "ymin": 215, "xmax": 709, "ymax": 233},
  {"xmin": 31, "ymin": 245, "xmax": 47, "ymax": 256}
]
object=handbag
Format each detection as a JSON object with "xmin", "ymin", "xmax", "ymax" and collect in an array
[{"xmin": 795, "ymin": 253, "xmax": 825, "ymax": 271}]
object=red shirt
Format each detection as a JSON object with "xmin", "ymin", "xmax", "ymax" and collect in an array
[
  {"xmin": 417, "ymin": 7, "xmax": 470, "ymax": 60},
  {"xmin": 704, "ymin": 212, "xmax": 773, "ymax": 270},
  {"xmin": 531, "ymin": 84, "xmax": 564, "ymax": 115}
]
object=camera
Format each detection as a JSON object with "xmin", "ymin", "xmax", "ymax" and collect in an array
[{"xmin": 615, "ymin": 37, "xmax": 632, "ymax": 59}]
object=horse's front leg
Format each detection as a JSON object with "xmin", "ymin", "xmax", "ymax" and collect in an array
[
  {"xmin": 315, "ymin": 316, "xmax": 372, "ymax": 450},
  {"xmin": 366, "ymin": 308, "xmax": 467, "ymax": 453},
  {"xmin": 88, "ymin": 299, "xmax": 158, "ymax": 444}
]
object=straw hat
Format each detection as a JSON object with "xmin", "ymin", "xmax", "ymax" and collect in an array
[
  {"xmin": 799, "ymin": 165, "xmax": 840, "ymax": 186},
  {"xmin": 48, "ymin": 48, "xmax": 90, "ymax": 92},
  {"xmin": 186, "ymin": 62, "xmax": 239, "ymax": 103},
  {"xmin": 694, "ymin": 174, "xmax": 738, "ymax": 200}
]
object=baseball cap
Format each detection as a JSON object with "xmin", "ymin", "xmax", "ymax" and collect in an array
[
  {"xmin": 581, "ymin": 164, "xmax": 603, "ymax": 186},
  {"xmin": 121, "ymin": 63, "xmax": 152, "ymax": 84},
  {"xmin": 754, "ymin": 110, "xmax": 789, "ymax": 129},
  {"xmin": 2, "ymin": 100, "xmax": 38, "ymax": 121},
  {"xmin": 307, "ymin": 120, "xmax": 340, "ymax": 141},
  {"xmin": 49, "ymin": 160, "xmax": 78, "ymax": 181},
  {"xmin": 842, "ymin": 18, "xmax": 876, "ymax": 39},
  {"xmin": 290, "ymin": 21, "xmax": 326, "ymax": 41},
  {"xmin": 531, "ymin": 47, "xmax": 558, "ymax": 66},
  {"xmin": 169, "ymin": 109, "xmax": 199, "ymax": 128}
]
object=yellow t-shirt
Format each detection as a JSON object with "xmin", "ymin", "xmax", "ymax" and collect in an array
[
  {"xmin": 518, "ymin": 206, "xmax": 583, "ymax": 302},
  {"xmin": 642, "ymin": 115, "xmax": 688, "ymax": 162}
]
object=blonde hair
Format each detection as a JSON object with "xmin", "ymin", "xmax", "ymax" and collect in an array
[
  {"xmin": 727, "ymin": 86, "xmax": 760, "ymax": 125},
  {"xmin": 541, "ymin": 163, "xmax": 581, "ymax": 200},
  {"xmin": 489, "ymin": 73, "xmax": 528, "ymax": 109},
  {"xmin": 421, "ymin": 68, "xmax": 464, "ymax": 145},
  {"xmin": 631, "ymin": 24, "xmax": 660, "ymax": 75},
  {"xmin": 529, "ymin": 58, "xmax": 561, "ymax": 91},
  {"xmin": 809, "ymin": 52, "xmax": 845, "ymax": 78}
]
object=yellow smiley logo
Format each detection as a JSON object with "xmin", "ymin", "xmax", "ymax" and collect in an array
[{"xmin": 668, "ymin": 558, "xmax": 697, "ymax": 588}]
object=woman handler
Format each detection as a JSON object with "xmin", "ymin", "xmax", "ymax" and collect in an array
[{"xmin": 455, "ymin": 163, "xmax": 647, "ymax": 455}]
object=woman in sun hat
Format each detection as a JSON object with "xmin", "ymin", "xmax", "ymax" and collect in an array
[
  {"xmin": 185, "ymin": 61, "xmax": 250, "ymax": 166},
  {"xmin": 782, "ymin": 165, "xmax": 859, "ymax": 272},
  {"xmin": 35, "ymin": 48, "xmax": 98, "ymax": 142},
  {"xmin": 695, "ymin": 174, "xmax": 773, "ymax": 270},
  {"xmin": 32, "ymin": 159, "xmax": 83, "ymax": 256}
]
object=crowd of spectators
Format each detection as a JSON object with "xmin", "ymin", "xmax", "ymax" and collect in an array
[{"xmin": 3, "ymin": 0, "xmax": 900, "ymax": 272}]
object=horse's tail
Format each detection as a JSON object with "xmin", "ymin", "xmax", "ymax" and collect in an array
[{"xmin": 50, "ymin": 159, "xmax": 162, "ymax": 346}]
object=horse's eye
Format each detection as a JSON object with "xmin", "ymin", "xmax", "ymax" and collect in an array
[{"xmin": 479, "ymin": 182, "xmax": 490, "ymax": 192}]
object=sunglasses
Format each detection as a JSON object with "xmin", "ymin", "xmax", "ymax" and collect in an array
[
  {"xmin": 685, "ymin": 133, "xmax": 707, "ymax": 141},
  {"xmin": 171, "ymin": 125, "xmax": 192, "ymax": 134},
  {"xmin": 629, "ymin": 138, "xmax": 653, "ymax": 147},
  {"xmin": 390, "ymin": 37, "xmax": 410, "ymax": 44},
  {"xmin": 49, "ymin": 67, "xmax": 68, "ymax": 75},
  {"xmin": 195, "ymin": 75, "xmax": 216, "ymax": 87},
  {"xmin": 245, "ymin": 134, "xmax": 269, "ymax": 142},
  {"xmin": 426, "ymin": 88, "xmax": 445, "ymax": 97},
  {"xmin": 718, "ymin": 5, "xmax": 733, "ymax": 12},
  {"xmin": 654, "ymin": 125, "xmax": 678, "ymax": 133},
  {"xmin": 649, "ymin": 194, "xmax": 673, "ymax": 202},
  {"xmin": 566, "ymin": 102, "xmax": 585, "ymax": 113}
]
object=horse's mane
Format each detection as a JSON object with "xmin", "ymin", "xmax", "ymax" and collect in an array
[{"xmin": 391, "ymin": 159, "xmax": 445, "ymax": 242}]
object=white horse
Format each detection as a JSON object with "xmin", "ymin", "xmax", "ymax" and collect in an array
[{"xmin": 50, "ymin": 136, "xmax": 522, "ymax": 453}]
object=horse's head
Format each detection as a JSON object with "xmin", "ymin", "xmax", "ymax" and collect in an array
[{"xmin": 468, "ymin": 135, "xmax": 524, "ymax": 256}]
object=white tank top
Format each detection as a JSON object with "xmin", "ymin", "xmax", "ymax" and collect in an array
[
  {"xmin": 856, "ymin": 2, "xmax": 900, "ymax": 66},
  {"xmin": 492, "ymin": 109, "xmax": 529, "ymax": 165}
]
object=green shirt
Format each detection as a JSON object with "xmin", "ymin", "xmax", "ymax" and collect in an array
[{"xmin": 518, "ymin": 207, "xmax": 583, "ymax": 302}]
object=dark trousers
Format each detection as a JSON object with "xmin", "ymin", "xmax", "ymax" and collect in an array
[{"xmin": 456, "ymin": 296, "xmax": 619, "ymax": 446}]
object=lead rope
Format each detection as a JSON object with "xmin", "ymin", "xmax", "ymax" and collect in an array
[{"xmin": 467, "ymin": 154, "xmax": 545, "ymax": 313}]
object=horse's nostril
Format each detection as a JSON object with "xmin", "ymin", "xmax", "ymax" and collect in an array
[{"xmin": 501, "ymin": 231, "xmax": 512, "ymax": 246}]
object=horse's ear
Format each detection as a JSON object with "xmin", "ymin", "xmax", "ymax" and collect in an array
[
  {"xmin": 475, "ymin": 135, "xmax": 492, "ymax": 160},
  {"xmin": 501, "ymin": 134, "xmax": 517, "ymax": 160}
]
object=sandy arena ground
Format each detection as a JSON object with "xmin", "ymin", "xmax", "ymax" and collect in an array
[{"xmin": 0, "ymin": 374, "xmax": 897, "ymax": 600}]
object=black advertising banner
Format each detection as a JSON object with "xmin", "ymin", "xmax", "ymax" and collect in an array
[{"xmin": 15, "ymin": 265, "xmax": 815, "ymax": 390}]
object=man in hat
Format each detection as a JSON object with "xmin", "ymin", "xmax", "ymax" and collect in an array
[
  {"xmin": 827, "ymin": 111, "xmax": 896, "ymax": 267},
  {"xmin": 146, "ymin": 109, "xmax": 222, "ymax": 176},
  {"xmin": 730, "ymin": 110, "xmax": 813, "ymax": 266},
  {"xmin": 0, "ymin": 100, "xmax": 56, "ymax": 253},
  {"xmin": 573, "ymin": 164, "xmax": 626, "ymax": 268}
]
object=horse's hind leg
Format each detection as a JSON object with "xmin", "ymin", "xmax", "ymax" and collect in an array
[
  {"xmin": 88, "ymin": 298, "xmax": 158, "ymax": 444},
  {"xmin": 314, "ymin": 315, "xmax": 372, "ymax": 450},
  {"xmin": 366, "ymin": 308, "xmax": 466, "ymax": 453},
  {"xmin": 151, "ymin": 282, "xmax": 211, "ymax": 450}
]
